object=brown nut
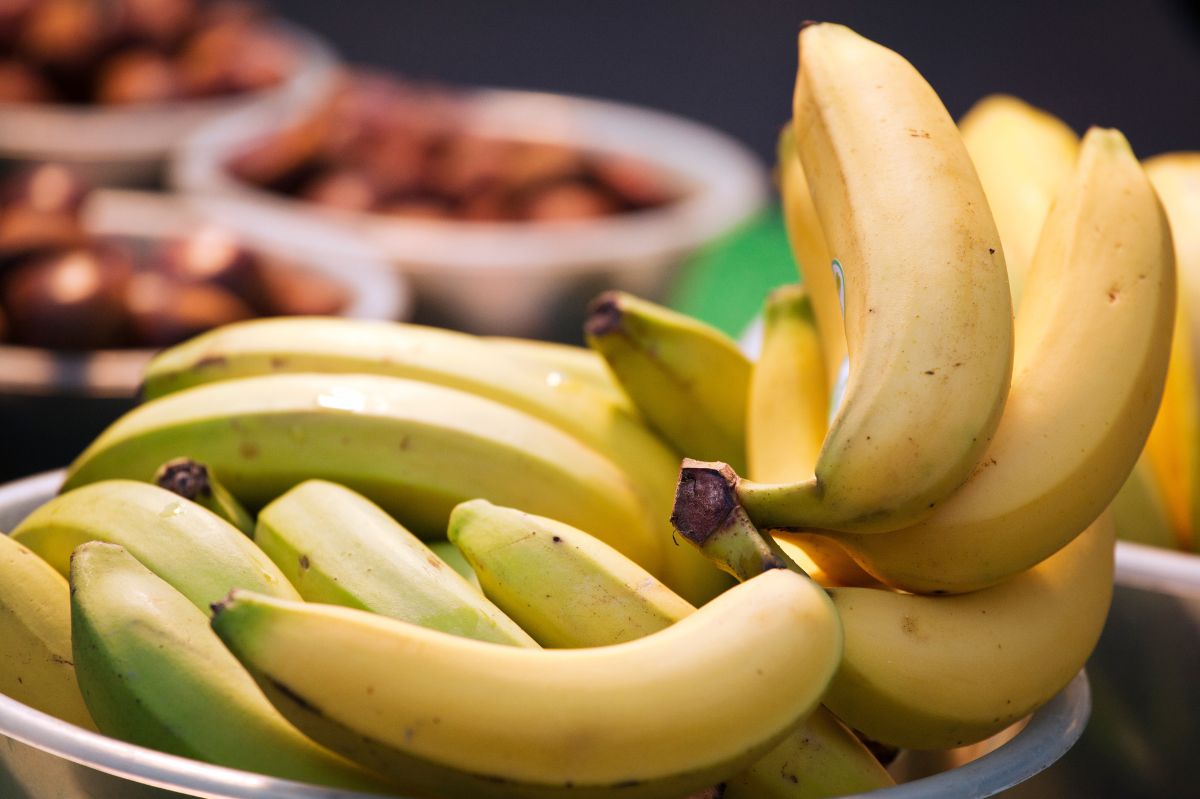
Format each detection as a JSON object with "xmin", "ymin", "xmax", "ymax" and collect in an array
[
  {"xmin": 110, "ymin": 0, "xmax": 196, "ymax": 50},
  {"xmin": 520, "ymin": 181, "xmax": 619, "ymax": 222},
  {"xmin": 298, "ymin": 168, "xmax": 381, "ymax": 213},
  {"xmin": 0, "ymin": 0, "xmax": 36, "ymax": 50},
  {"xmin": 500, "ymin": 142, "xmax": 585, "ymax": 192},
  {"xmin": 95, "ymin": 49, "xmax": 182, "ymax": 105},
  {"xmin": 1, "ymin": 245, "xmax": 133, "ymax": 349},
  {"xmin": 0, "ymin": 59, "xmax": 58, "ymax": 103},
  {"xmin": 255, "ymin": 261, "xmax": 350, "ymax": 317},
  {"xmin": 377, "ymin": 197, "xmax": 452, "ymax": 221},
  {"xmin": 156, "ymin": 226, "xmax": 267, "ymax": 310},
  {"xmin": 0, "ymin": 164, "xmax": 90, "ymax": 257},
  {"xmin": 591, "ymin": 155, "xmax": 677, "ymax": 209},
  {"xmin": 17, "ymin": 0, "xmax": 111, "ymax": 71},
  {"xmin": 124, "ymin": 271, "xmax": 253, "ymax": 347},
  {"xmin": 176, "ymin": 17, "xmax": 291, "ymax": 97}
]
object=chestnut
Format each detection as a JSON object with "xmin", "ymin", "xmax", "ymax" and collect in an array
[
  {"xmin": 0, "ymin": 164, "xmax": 89, "ymax": 257},
  {"xmin": 0, "ymin": 0, "xmax": 36, "ymax": 50},
  {"xmin": 2, "ymin": 245, "xmax": 133, "ymax": 349},
  {"xmin": 255, "ymin": 261, "xmax": 350, "ymax": 317},
  {"xmin": 592, "ymin": 155, "xmax": 677, "ymax": 209},
  {"xmin": 520, "ymin": 182, "xmax": 619, "ymax": 222},
  {"xmin": 123, "ymin": 271, "xmax": 253, "ymax": 347},
  {"xmin": 17, "ymin": 0, "xmax": 111, "ymax": 72},
  {"xmin": 156, "ymin": 225, "xmax": 267, "ymax": 311},
  {"xmin": 0, "ymin": 59, "xmax": 57, "ymax": 103},
  {"xmin": 176, "ymin": 17, "xmax": 292, "ymax": 97},
  {"xmin": 95, "ymin": 49, "xmax": 182, "ymax": 105},
  {"xmin": 110, "ymin": 0, "xmax": 196, "ymax": 50},
  {"xmin": 500, "ymin": 142, "xmax": 585, "ymax": 192},
  {"xmin": 298, "ymin": 168, "xmax": 381, "ymax": 213}
]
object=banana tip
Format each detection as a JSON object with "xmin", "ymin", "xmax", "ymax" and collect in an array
[{"xmin": 583, "ymin": 291, "xmax": 625, "ymax": 338}]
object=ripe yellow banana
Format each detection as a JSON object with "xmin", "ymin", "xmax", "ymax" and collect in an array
[
  {"xmin": 210, "ymin": 569, "xmax": 841, "ymax": 799},
  {"xmin": 484, "ymin": 335, "xmax": 632, "ymax": 411},
  {"xmin": 255, "ymin": 480, "xmax": 537, "ymax": 647},
  {"xmin": 69, "ymin": 541, "xmax": 389, "ymax": 791},
  {"xmin": 822, "ymin": 127, "xmax": 1175, "ymax": 593},
  {"xmin": 448, "ymin": 498, "xmax": 894, "ymax": 798},
  {"xmin": 1144, "ymin": 152, "xmax": 1200, "ymax": 552},
  {"xmin": 672, "ymin": 461, "xmax": 1113, "ymax": 749},
  {"xmin": 584, "ymin": 290, "xmax": 752, "ymax": 473},
  {"xmin": 138, "ymin": 316, "xmax": 727, "ymax": 605},
  {"xmin": 12, "ymin": 480, "xmax": 299, "ymax": 609},
  {"xmin": 776, "ymin": 129, "xmax": 846, "ymax": 391},
  {"xmin": 958, "ymin": 94, "xmax": 1081, "ymax": 308},
  {"xmin": 0, "ymin": 533, "xmax": 95, "ymax": 730},
  {"xmin": 736, "ymin": 23, "xmax": 1014, "ymax": 534},
  {"xmin": 61, "ymin": 373, "xmax": 664, "ymax": 577}
]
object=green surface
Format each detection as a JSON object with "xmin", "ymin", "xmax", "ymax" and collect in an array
[{"xmin": 668, "ymin": 204, "xmax": 799, "ymax": 339}]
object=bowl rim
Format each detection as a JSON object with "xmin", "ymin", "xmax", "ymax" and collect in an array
[
  {"xmin": 0, "ymin": 189, "xmax": 410, "ymax": 398},
  {"xmin": 0, "ymin": 469, "xmax": 1095, "ymax": 799},
  {"xmin": 169, "ymin": 84, "xmax": 769, "ymax": 275},
  {"xmin": 0, "ymin": 21, "xmax": 340, "ymax": 162}
]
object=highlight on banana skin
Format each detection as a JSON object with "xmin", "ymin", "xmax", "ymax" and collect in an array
[{"xmin": 0, "ymin": 17, "xmax": 1182, "ymax": 799}]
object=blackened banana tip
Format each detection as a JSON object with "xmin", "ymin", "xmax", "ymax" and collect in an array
[{"xmin": 584, "ymin": 292, "xmax": 625, "ymax": 338}]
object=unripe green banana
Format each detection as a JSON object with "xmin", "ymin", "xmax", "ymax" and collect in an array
[
  {"xmin": 584, "ymin": 290, "xmax": 752, "ymax": 473},
  {"xmin": 0, "ymin": 533, "xmax": 95, "ymax": 730},
  {"xmin": 138, "ymin": 318, "xmax": 727, "ymax": 604},
  {"xmin": 69, "ymin": 541, "xmax": 390, "ymax": 791},
  {"xmin": 210, "ymin": 569, "xmax": 841, "ymax": 799},
  {"xmin": 12, "ymin": 480, "xmax": 299, "ymax": 610},
  {"xmin": 154, "ymin": 457, "xmax": 255, "ymax": 536},
  {"xmin": 673, "ymin": 460, "xmax": 1113, "ymax": 749},
  {"xmin": 61, "ymin": 373, "xmax": 664, "ymax": 578},
  {"xmin": 744, "ymin": 22, "xmax": 1014, "ymax": 534},
  {"xmin": 448, "ymin": 499, "xmax": 893, "ymax": 798},
  {"xmin": 255, "ymin": 480, "xmax": 536, "ymax": 647},
  {"xmin": 447, "ymin": 499, "xmax": 695, "ymax": 648},
  {"xmin": 427, "ymin": 540, "xmax": 482, "ymax": 591}
]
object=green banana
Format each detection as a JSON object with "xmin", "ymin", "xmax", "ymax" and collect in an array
[
  {"xmin": 0, "ymin": 532, "xmax": 96, "ymax": 730},
  {"xmin": 62, "ymin": 373, "xmax": 664, "ymax": 579},
  {"xmin": 448, "ymin": 499, "xmax": 893, "ymax": 798},
  {"xmin": 69, "ymin": 541, "xmax": 389, "ymax": 791},
  {"xmin": 447, "ymin": 499, "xmax": 696, "ymax": 648},
  {"xmin": 136, "ymin": 316, "xmax": 727, "ymax": 605},
  {"xmin": 154, "ymin": 457, "xmax": 256, "ymax": 536},
  {"xmin": 673, "ymin": 460, "xmax": 1113, "ymax": 749},
  {"xmin": 427, "ymin": 540, "xmax": 482, "ymax": 591},
  {"xmin": 12, "ymin": 480, "xmax": 299, "ymax": 610},
  {"xmin": 211, "ymin": 569, "xmax": 841, "ymax": 799},
  {"xmin": 584, "ymin": 290, "xmax": 752, "ymax": 473},
  {"xmin": 255, "ymin": 480, "xmax": 537, "ymax": 647}
]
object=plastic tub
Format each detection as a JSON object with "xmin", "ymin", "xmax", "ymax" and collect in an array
[
  {"xmin": 0, "ymin": 469, "xmax": 1089, "ymax": 799},
  {"xmin": 170, "ymin": 87, "xmax": 768, "ymax": 340},
  {"xmin": 0, "ymin": 22, "xmax": 339, "ymax": 189}
]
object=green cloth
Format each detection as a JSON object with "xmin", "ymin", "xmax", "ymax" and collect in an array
[{"xmin": 668, "ymin": 204, "xmax": 799, "ymax": 339}]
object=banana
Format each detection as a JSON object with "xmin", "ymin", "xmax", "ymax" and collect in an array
[
  {"xmin": 746, "ymin": 284, "xmax": 828, "ymax": 484},
  {"xmin": 1144, "ymin": 152, "xmax": 1200, "ymax": 551},
  {"xmin": 0, "ymin": 533, "xmax": 95, "ymax": 730},
  {"xmin": 734, "ymin": 23, "xmax": 1014, "ymax": 534},
  {"xmin": 447, "ymin": 499, "xmax": 696, "ymax": 649},
  {"xmin": 12, "ymin": 480, "xmax": 299, "ymax": 609},
  {"xmin": 427, "ymin": 540, "xmax": 482, "ymax": 591},
  {"xmin": 255, "ymin": 480, "xmax": 537, "ymax": 647},
  {"xmin": 958, "ymin": 94, "xmax": 1081, "ymax": 308},
  {"xmin": 1111, "ymin": 459, "xmax": 1176, "ymax": 549},
  {"xmin": 485, "ymin": 335, "xmax": 632, "ymax": 411},
  {"xmin": 137, "ymin": 316, "xmax": 727, "ymax": 605},
  {"xmin": 69, "ymin": 541, "xmax": 389, "ymax": 791},
  {"xmin": 672, "ymin": 463, "xmax": 1114, "ymax": 749},
  {"xmin": 584, "ymin": 290, "xmax": 752, "ymax": 473},
  {"xmin": 776, "ymin": 128, "xmax": 846, "ymax": 392},
  {"xmin": 211, "ymin": 569, "xmax": 841, "ymax": 799},
  {"xmin": 448, "ymin": 499, "xmax": 893, "ymax": 798},
  {"xmin": 154, "ymin": 457, "xmax": 256, "ymax": 536},
  {"xmin": 819, "ymin": 127, "xmax": 1175, "ymax": 593},
  {"xmin": 62, "ymin": 373, "xmax": 664, "ymax": 578}
]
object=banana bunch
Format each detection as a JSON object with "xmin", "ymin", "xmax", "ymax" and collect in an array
[{"xmin": 0, "ymin": 18, "xmax": 1169, "ymax": 799}]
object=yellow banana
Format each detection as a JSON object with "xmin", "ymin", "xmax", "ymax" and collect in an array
[
  {"xmin": 823, "ymin": 127, "xmax": 1175, "ymax": 593},
  {"xmin": 448, "ymin": 499, "xmax": 893, "ymax": 798},
  {"xmin": 672, "ymin": 462, "xmax": 1113, "ymax": 749},
  {"xmin": 69, "ymin": 541, "xmax": 389, "ymax": 792},
  {"xmin": 776, "ymin": 129, "xmax": 846, "ymax": 391},
  {"xmin": 12, "ymin": 480, "xmax": 299, "ymax": 609},
  {"xmin": 584, "ymin": 290, "xmax": 752, "ymax": 473},
  {"xmin": 484, "ymin": 336, "xmax": 632, "ymax": 411},
  {"xmin": 958, "ymin": 94, "xmax": 1081, "ymax": 308},
  {"xmin": 1111, "ymin": 459, "xmax": 1175, "ymax": 549},
  {"xmin": 61, "ymin": 373, "xmax": 664, "ymax": 578},
  {"xmin": 255, "ymin": 480, "xmax": 537, "ymax": 647},
  {"xmin": 735, "ymin": 23, "xmax": 1014, "ymax": 534},
  {"xmin": 1144, "ymin": 152, "xmax": 1200, "ymax": 551},
  {"xmin": 138, "ymin": 316, "xmax": 727, "ymax": 605},
  {"xmin": 211, "ymin": 569, "xmax": 841, "ymax": 799},
  {"xmin": 0, "ymin": 533, "xmax": 96, "ymax": 730}
]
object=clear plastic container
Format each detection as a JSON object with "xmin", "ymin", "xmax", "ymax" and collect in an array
[{"xmin": 0, "ymin": 470, "xmax": 1089, "ymax": 799}]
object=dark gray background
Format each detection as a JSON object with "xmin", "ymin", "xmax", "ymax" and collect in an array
[{"xmin": 274, "ymin": 0, "xmax": 1200, "ymax": 166}]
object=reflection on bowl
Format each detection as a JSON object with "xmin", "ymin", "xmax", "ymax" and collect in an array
[
  {"xmin": 0, "ymin": 18, "xmax": 338, "ymax": 188},
  {"xmin": 0, "ymin": 188, "xmax": 408, "ymax": 480},
  {"xmin": 172, "ymin": 83, "xmax": 768, "ymax": 340}
]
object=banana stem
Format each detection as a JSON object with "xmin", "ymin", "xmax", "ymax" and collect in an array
[{"xmin": 671, "ymin": 460, "xmax": 811, "ymax": 583}]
